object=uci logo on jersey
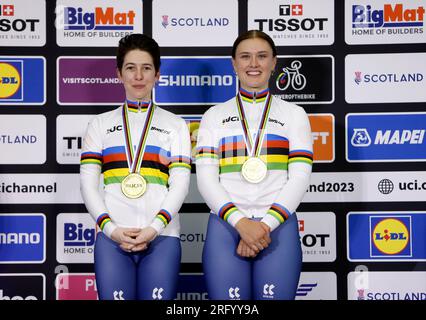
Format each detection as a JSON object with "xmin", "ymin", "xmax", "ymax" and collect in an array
[{"xmin": 0, "ymin": 61, "xmax": 22, "ymax": 100}]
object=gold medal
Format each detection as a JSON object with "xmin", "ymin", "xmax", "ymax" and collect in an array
[
  {"xmin": 241, "ymin": 157, "xmax": 267, "ymax": 184},
  {"xmin": 121, "ymin": 173, "xmax": 147, "ymax": 198}
]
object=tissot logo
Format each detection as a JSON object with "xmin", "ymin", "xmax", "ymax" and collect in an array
[
  {"xmin": 0, "ymin": 0, "xmax": 45, "ymax": 46},
  {"xmin": 270, "ymin": 55, "xmax": 334, "ymax": 104},
  {"xmin": 248, "ymin": 0, "xmax": 334, "ymax": 46}
]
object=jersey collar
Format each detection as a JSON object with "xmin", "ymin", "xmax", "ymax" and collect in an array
[
  {"xmin": 126, "ymin": 99, "xmax": 151, "ymax": 113},
  {"xmin": 239, "ymin": 87, "xmax": 269, "ymax": 104}
]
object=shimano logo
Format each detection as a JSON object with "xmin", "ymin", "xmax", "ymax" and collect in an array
[
  {"xmin": 222, "ymin": 116, "xmax": 239, "ymax": 125},
  {"xmin": 0, "ymin": 232, "xmax": 40, "ymax": 245},
  {"xmin": 268, "ymin": 118, "xmax": 285, "ymax": 127},
  {"xmin": 151, "ymin": 126, "xmax": 171, "ymax": 135},
  {"xmin": 158, "ymin": 75, "xmax": 233, "ymax": 87}
]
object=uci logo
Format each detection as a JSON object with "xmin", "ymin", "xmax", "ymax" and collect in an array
[
  {"xmin": 372, "ymin": 218, "xmax": 410, "ymax": 255},
  {"xmin": 0, "ymin": 62, "xmax": 21, "ymax": 99}
]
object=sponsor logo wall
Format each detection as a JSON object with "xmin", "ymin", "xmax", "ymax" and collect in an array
[{"xmin": 0, "ymin": 0, "xmax": 424, "ymax": 301}]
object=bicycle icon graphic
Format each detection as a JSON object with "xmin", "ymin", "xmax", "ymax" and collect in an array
[{"xmin": 276, "ymin": 60, "xmax": 307, "ymax": 91}]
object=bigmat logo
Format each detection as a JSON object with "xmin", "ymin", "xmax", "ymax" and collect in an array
[
  {"xmin": 176, "ymin": 273, "xmax": 208, "ymax": 300},
  {"xmin": 0, "ymin": 214, "xmax": 45, "ymax": 263},
  {"xmin": 55, "ymin": 0, "xmax": 142, "ymax": 47},
  {"xmin": 296, "ymin": 272, "xmax": 337, "ymax": 300},
  {"xmin": 270, "ymin": 55, "xmax": 334, "ymax": 104},
  {"xmin": 345, "ymin": 0, "xmax": 426, "ymax": 45},
  {"xmin": 347, "ymin": 212, "xmax": 426, "ymax": 261},
  {"xmin": 56, "ymin": 273, "xmax": 98, "ymax": 300},
  {"xmin": 0, "ymin": 56, "xmax": 45, "ymax": 105},
  {"xmin": 56, "ymin": 213, "xmax": 96, "ymax": 264},
  {"xmin": 57, "ymin": 114, "xmax": 95, "ymax": 164},
  {"xmin": 346, "ymin": 113, "xmax": 426, "ymax": 162},
  {"xmin": 0, "ymin": 0, "xmax": 46, "ymax": 47},
  {"xmin": 297, "ymin": 212, "xmax": 336, "ymax": 262},
  {"xmin": 308, "ymin": 113, "xmax": 334, "ymax": 163},
  {"xmin": 248, "ymin": 0, "xmax": 334, "ymax": 46},
  {"xmin": 0, "ymin": 114, "xmax": 46, "ymax": 164},
  {"xmin": 0, "ymin": 273, "xmax": 45, "ymax": 300},
  {"xmin": 152, "ymin": 0, "xmax": 238, "ymax": 47},
  {"xmin": 57, "ymin": 57, "xmax": 124, "ymax": 105},
  {"xmin": 348, "ymin": 271, "xmax": 426, "ymax": 300},
  {"xmin": 153, "ymin": 57, "xmax": 237, "ymax": 105},
  {"xmin": 345, "ymin": 53, "xmax": 426, "ymax": 103}
]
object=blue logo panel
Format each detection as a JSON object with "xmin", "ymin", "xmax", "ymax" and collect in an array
[
  {"xmin": 0, "ymin": 57, "xmax": 45, "ymax": 105},
  {"xmin": 347, "ymin": 212, "xmax": 426, "ymax": 261},
  {"xmin": 0, "ymin": 214, "xmax": 46, "ymax": 263},
  {"xmin": 346, "ymin": 113, "xmax": 426, "ymax": 162},
  {"xmin": 153, "ymin": 57, "xmax": 237, "ymax": 105}
]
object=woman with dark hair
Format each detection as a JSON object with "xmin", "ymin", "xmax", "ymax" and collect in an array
[
  {"xmin": 80, "ymin": 33, "xmax": 191, "ymax": 300},
  {"xmin": 196, "ymin": 30, "xmax": 313, "ymax": 300}
]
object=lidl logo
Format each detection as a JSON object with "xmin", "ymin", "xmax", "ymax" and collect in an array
[
  {"xmin": 372, "ymin": 218, "xmax": 410, "ymax": 255},
  {"xmin": 347, "ymin": 212, "xmax": 426, "ymax": 261},
  {"xmin": 0, "ymin": 57, "xmax": 45, "ymax": 105},
  {"xmin": 0, "ymin": 61, "xmax": 22, "ymax": 100}
]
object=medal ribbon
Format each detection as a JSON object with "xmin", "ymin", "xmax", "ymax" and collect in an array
[
  {"xmin": 235, "ymin": 92, "xmax": 272, "ymax": 158},
  {"xmin": 122, "ymin": 101, "xmax": 155, "ymax": 174}
]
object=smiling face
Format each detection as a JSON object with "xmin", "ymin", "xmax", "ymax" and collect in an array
[
  {"xmin": 232, "ymin": 37, "xmax": 277, "ymax": 92},
  {"xmin": 117, "ymin": 49, "xmax": 159, "ymax": 101}
]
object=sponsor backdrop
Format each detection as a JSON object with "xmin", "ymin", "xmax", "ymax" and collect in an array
[{"xmin": 0, "ymin": 0, "xmax": 425, "ymax": 301}]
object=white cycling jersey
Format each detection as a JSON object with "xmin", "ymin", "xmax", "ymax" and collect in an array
[
  {"xmin": 196, "ymin": 88, "xmax": 313, "ymax": 232},
  {"xmin": 80, "ymin": 100, "xmax": 191, "ymax": 238}
]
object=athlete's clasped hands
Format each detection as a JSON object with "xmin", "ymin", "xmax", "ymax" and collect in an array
[
  {"xmin": 235, "ymin": 218, "xmax": 271, "ymax": 258},
  {"xmin": 111, "ymin": 226, "xmax": 158, "ymax": 252}
]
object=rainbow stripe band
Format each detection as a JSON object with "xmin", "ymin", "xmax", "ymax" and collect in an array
[
  {"xmin": 156, "ymin": 209, "xmax": 172, "ymax": 226},
  {"xmin": 127, "ymin": 100, "xmax": 150, "ymax": 113},
  {"xmin": 80, "ymin": 151, "xmax": 102, "ymax": 166},
  {"xmin": 267, "ymin": 203, "xmax": 291, "ymax": 224},
  {"xmin": 169, "ymin": 155, "xmax": 192, "ymax": 170},
  {"xmin": 239, "ymin": 87, "xmax": 269, "ymax": 103},
  {"xmin": 288, "ymin": 150, "xmax": 314, "ymax": 166},
  {"xmin": 195, "ymin": 146, "xmax": 218, "ymax": 160},
  {"xmin": 97, "ymin": 213, "xmax": 112, "ymax": 230},
  {"xmin": 218, "ymin": 202, "xmax": 238, "ymax": 221}
]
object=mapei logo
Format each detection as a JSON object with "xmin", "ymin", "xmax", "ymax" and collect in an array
[
  {"xmin": 352, "ymin": 4, "xmax": 425, "ymax": 28},
  {"xmin": 346, "ymin": 113, "xmax": 426, "ymax": 162},
  {"xmin": 60, "ymin": 6, "xmax": 136, "ymax": 30},
  {"xmin": 0, "ymin": 61, "xmax": 22, "ymax": 100},
  {"xmin": 0, "ymin": 214, "xmax": 45, "ymax": 263},
  {"xmin": 371, "ymin": 217, "xmax": 411, "ymax": 256}
]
